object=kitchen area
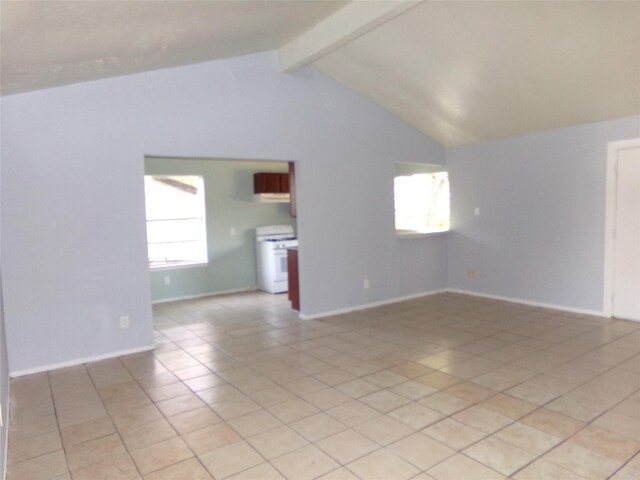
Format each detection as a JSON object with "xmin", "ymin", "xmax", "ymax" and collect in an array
[
  {"xmin": 145, "ymin": 157, "xmax": 300, "ymax": 311},
  {"xmin": 253, "ymin": 164, "xmax": 300, "ymax": 311}
]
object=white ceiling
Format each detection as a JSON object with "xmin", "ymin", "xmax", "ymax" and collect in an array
[
  {"xmin": 0, "ymin": 0, "xmax": 345, "ymax": 95},
  {"xmin": 2, "ymin": 0, "xmax": 639, "ymax": 146},
  {"xmin": 315, "ymin": 1, "xmax": 640, "ymax": 146}
]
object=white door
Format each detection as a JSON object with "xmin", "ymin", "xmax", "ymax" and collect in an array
[{"xmin": 612, "ymin": 144, "xmax": 640, "ymax": 321}]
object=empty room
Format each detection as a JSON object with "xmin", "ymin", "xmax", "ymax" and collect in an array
[{"xmin": 1, "ymin": 1, "xmax": 639, "ymax": 479}]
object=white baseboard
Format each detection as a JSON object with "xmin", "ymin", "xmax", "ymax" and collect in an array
[
  {"xmin": 9, "ymin": 344, "xmax": 156, "ymax": 378},
  {"xmin": 446, "ymin": 288, "xmax": 606, "ymax": 317},
  {"xmin": 303, "ymin": 288, "xmax": 609, "ymax": 321},
  {"xmin": 299, "ymin": 289, "xmax": 447, "ymax": 320},
  {"xmin": 151, "ymin": 287, "xmax": 258, "ymax": 304}
]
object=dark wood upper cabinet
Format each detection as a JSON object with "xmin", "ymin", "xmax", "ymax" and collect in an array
[
  {"xmin": 280, "ymin": 173, "xmax": 290, "ymax": 194},
  {"xmin": 253, "ymin": 172, "xmax": 289, "ymax": 194},
  {"xmin": 254, "ymin": 167, "xmax": 295, "ymax": 216}
]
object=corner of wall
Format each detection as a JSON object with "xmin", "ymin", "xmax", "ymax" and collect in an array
[
  {"xmin": 1, "ymin": 136, "xmax": 9, "ymax": 480},
  {"xmin": 0, "ymin": 269, "xmax": 9, "ymax": 480}
]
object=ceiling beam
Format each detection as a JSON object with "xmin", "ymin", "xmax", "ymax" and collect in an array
[{"xmin": 279, "ymin": 0, "xmax": 422, "ymax": 73}]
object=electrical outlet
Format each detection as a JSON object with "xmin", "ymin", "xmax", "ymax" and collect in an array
[
  {"xmin": 363, "ymin": 279, "xmax": 371, "ymax": 290},
  {"xmin": 120, "ymin": 315, "xmax": 130, "ymax": 329},
  {"xmin": 230, "ymin": 227, "xmax": 236, "ymax": 236},
  {"xmin": 474, "ymin": 207, "xmax": 480, "ymax": 216},
  {"xmin": 164, "ymin": 275, "xmax": 171, "ymax": 286}
]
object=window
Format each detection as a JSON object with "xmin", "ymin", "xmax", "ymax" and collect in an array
[
  {"xmin": 144, "ymin": 175, "xmax": 208, "ymax": 268},
  {"xmin": 394, "ymin": 163, "xmax": 450, "ymax": 235}
]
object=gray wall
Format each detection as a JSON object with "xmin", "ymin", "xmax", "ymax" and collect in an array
[
  {"xmin": 0, "ymin": 157, "xmax": 7, "ymax": 480},
  {"xmin": 447, "ymin": 115, "xmax": 640, "ymax": 313},
  {"xmin": 145, "ymin": 158, "xmax": 295, "ymax": 301},
  {"xmin": 1, "ymin": 51, "xmax": 445, "ymax": 373},
  {"xmin": 0, "ymin": 271, "xmax": 7, "ymax": 480},
  {"xmin": 0, "ymin": 140, "xmax": 8, "ymax": 479}
]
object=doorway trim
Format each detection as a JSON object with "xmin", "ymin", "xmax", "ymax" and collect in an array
[{"xmin": 603, "ymin": 138, "xmax": 640, "ymax": 318}]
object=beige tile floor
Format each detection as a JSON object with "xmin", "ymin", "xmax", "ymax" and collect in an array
[{"xmin": 6, "ymin": 291, "xmax": 640, "ymax": 480}]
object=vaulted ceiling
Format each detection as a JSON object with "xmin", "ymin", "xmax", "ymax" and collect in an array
[
  {"xmin": 0, "ymin": 1, "xmax": 346, "ymax": 95},
  {"xmin": 2, "ymin": 0, "xmax": 639, "ymax": 146}
]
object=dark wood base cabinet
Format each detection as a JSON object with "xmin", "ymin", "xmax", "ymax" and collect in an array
[{"xmin": 287, "ymin": 248, "xmax": 299, "ymax": 311}]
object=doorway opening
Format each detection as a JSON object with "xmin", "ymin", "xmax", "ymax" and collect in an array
[
  {"xmin": 143, "ymin": 157, "xmax": 300, "ymax": 311},
  {"xmin": 603, "ymin": 139, "xmax": 640, "ymax": 321}
]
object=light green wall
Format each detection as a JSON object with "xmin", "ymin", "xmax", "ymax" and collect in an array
[
  {"xmin": 395, "ymin": 162, "xmax": 445, "ymax": 176},
  {"xmin": 145, "ymin": 157, "xmax": 295, "ymax": 301}
]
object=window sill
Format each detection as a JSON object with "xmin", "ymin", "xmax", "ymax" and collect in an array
[
  {"xmin": 150, "ymin": 261, "xmax": 208, "ymax": 271},
  {"xmin": 396, "ymin": 229, "xmax": 450, "ymax": 239}
]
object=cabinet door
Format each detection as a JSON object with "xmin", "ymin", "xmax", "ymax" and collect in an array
[
  {"xmin": 279, "ymin": 173, "xmax": 290, "ymax": 193},
  {"xmin": 287, "ymin": 249, "xmax": 300, "ymax": 311},
  {"xmin": 254, "ymin": 173, "xmax": 281, "ymax": 193}
]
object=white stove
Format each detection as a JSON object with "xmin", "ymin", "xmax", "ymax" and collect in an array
[{"xmin": 256, "ymin": 225, "xmax": 298, "ymax": 294}]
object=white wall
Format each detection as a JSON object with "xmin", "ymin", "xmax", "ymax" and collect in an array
[
  {"xmin": 447, "ymin": 115, "xmax": 640, "ymax": 313},
  {"xmin": 0, "ymin": 149, "xmax": 8, "ymax": 480},
  {"xmin": 0, "ymin": 271, "xmax": 8, "ymax": 480},
  {"xmin": 0, "ymin": 52, "xmax": 445, "ymax": 374}
]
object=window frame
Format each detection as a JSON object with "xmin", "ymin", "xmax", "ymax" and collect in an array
[
  {"xmin": 394, "ymin": 163, "xmax": 451, "ymax": 238},
  {"xmin": 144, "ymin": 175, "xmax": 209, "ymax": 270}
]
